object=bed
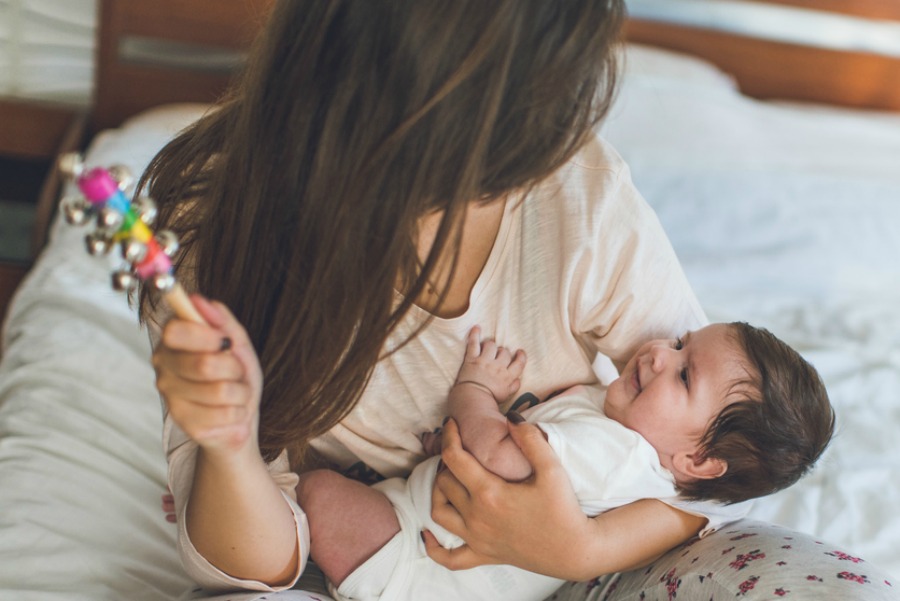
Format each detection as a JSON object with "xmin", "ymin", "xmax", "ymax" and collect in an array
[{"xmin": 1, "ymin": 1, "xmax": 899, "ymax": 600}]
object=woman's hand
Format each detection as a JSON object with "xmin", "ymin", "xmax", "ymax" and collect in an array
[
  {"xmin": 152, "ymin": 295, "xmax": 263, "ymax": 455},
  {"xmin": 426, "ymin": 416, "xmax": 592, "ymax": 578}
]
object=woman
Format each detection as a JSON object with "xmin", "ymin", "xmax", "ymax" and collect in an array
[{"xmin": 146, "ymin": 0, "xmax": 748, "ymax": 593}]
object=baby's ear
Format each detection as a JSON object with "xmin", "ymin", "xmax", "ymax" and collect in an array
[{"xmin": 674, "ymin": 452, "xmax": 727, "ymax": 481}]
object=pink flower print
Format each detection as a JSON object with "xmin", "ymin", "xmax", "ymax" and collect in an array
[
  {"xmin": 774, "ymin": 588, "xmax": 789, "ymax": 596},
  {"xmin": 730, "ymin": 550, "xmax": 766, "ymax": 571},
  {"xmin": 827, "ymin": 550, "xmax": 863, "ymax": 563},
  {"xmin": 721, "ymin": 546, "xmax": 736, "ymax": 555},
  {"xmin": 807, "ymin": 575, "xmax": 824, "ymax": 582},
  {"xmin": 730, "ymin": 533, "xmax": 758, "ymax": 541},
  {"xmin": 837, "ymin": 572, "xmax": 870, "ymax": 585},
  {"xmin": 660, "ymin": 567, "xmax": 681, "ymax": 600},
  {"xmin": 737, "ymin": 576, "xmax": 760, "ymax": 596},
  {"xmin": 776, "ymin": 561, "xmax": 787, "ymax": 567},
  {"xmin": 781, "ymin": 545, "xmax": 792, "ymax": 550}
]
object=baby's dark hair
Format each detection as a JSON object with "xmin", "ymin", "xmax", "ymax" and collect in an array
[{"xmin": 679, "ymin": 322, "xmax": 835, "ymax": 505}]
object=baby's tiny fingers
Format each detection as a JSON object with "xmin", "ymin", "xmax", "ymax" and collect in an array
[
  {"xmin": 466, "ymin": 326, "xmax": 482, "ymax": 358},
  {"xmin": 496, "ymin": 346, "xmax": 512, "ymax": 364},
  {"xmin": 510, "ymin": 349, "xmax": 527, "ymax": 375}
]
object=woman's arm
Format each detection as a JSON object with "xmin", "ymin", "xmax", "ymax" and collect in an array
[
  {"xmin": 155, "ymin": 296, "xmax": 300, "ymax": 586},
  {"xmin": 426, "ymin": 418, "xmax": 705, "ymax": 580}
]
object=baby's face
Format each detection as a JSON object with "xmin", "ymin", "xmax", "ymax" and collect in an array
[{"xmin": 604, "ymin": 324, "xmax": 751, "ymax": 466}]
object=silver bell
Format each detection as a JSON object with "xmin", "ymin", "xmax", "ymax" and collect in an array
[
  {"xmin": 123, "ymin": 239, "xmax": 148, "ymax": 264},
  {"xmin": 85, "ymin": 232, "xmax": 112, "ymax": 255},
  {"xmin": 132, "ymin": 196, "xmax": 158, "ymax": 226},
  {"xmin": 58, "ymin": 152, "xmax": 85, "ymax": 179},
  {"xmin": 111, "ymin": 270, "xmax": 137, "ymax": 292},
  {"xmin": 151, "ymin": 272, "xmax": 176, "ymax": 292},
  {"xmin": 108, "ymin": 164, "xmax": 135, "ymax": 193},
  {"xmin": 98, "ymin": 206, "xmax": 125, "ymax": 230},
  {"xmin": 61, "ymin": 195, "xmax": 91, "ymax": 226},
  {"xmin": 155, "ymin": 230, "xmax": 180, "ymax": 257}
]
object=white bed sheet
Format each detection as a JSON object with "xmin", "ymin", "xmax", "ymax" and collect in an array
[{"xmin": 0, "ymin": 44, "xmax": 898, "ymax": 599}]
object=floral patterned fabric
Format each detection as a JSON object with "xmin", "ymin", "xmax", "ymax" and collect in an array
[{"xmin": 546, "ymin": 520, "xmax": 899, "ymax": 601}]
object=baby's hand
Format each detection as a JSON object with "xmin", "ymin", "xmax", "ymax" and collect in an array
[
  {"xmin": 455, "ymin": 326, "xmax": 526, "ymax": 403},
  {"xmin": 420, "ymin": 428, "xmax": 444, "ymax": 457}
]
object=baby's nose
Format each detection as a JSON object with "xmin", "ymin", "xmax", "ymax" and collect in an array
[{"xmin": 649, "ymin": 344, "xmax": 670, "ymax": 372}]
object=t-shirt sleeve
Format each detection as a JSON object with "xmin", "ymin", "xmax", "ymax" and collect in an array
[
  {"xmin": 569, "ymin": 141, "xmax": 707, "ymax": 369},
  {"xmin": 164, "ymin": 415, "xmax": 310, "ymax": 592},
  {"xmin": 662, "ymin": 496, "xmax": 755, "ymax": 538}
]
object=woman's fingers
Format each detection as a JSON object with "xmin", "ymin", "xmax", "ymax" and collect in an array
[
  {"xmin": 422, "ymin": 531, "xmax": 490, "ymax": 571},
  {"xmin": 507, "ymin": 416, "xmax": 566, "ymax": 479},
  {"xmin": 166, "ymin": 394, "xmax": 248, "ymax": 432},
  {"xmin": 439, "ymin": 419, "xmax": 495, "ymax": 494},
  {"xmin": 431, "ymin": 466, "xmax": 471, "ymax": 538},
  {"xmin": 153, "ymin": 295, "xmax": 263, "ymax": 453},
  {"xmin": 154, "ymin": 348, "xmax": 244, "ymax": 383}
]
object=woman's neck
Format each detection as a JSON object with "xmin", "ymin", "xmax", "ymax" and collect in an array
[{"xmin": 413, "ymin": 197, "xmax": 507, "ymax": 319}]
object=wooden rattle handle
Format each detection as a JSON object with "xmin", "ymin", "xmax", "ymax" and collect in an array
[{"xmin": 164, "ymin": 283, "xmax": 206, "ymax": 325}]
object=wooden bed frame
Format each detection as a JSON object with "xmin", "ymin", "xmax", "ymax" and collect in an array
[
  {"xmin": 2, "ymin": 0, "xmax": 900, "ymax": 327},
  {"xmin": 626, "ymin": 1, "xmax": 900, "ymax": 112},
  {"xmin": 90, "ymin": 0, "xmax": 900, "ymax": 131}
]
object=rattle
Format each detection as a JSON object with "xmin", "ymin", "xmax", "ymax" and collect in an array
[{"xmin": 57, "ymin": 153, "xmax": 205, "ymax": 324}]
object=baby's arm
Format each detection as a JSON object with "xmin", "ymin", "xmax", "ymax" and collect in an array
[{"xmin": 447, "ymin": 327, "xmax": 532, "ymax": 481}]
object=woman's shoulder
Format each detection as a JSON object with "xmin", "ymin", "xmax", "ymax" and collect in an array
[
  {"xmin": 524, "ymin": 134, "xmax": 648, "ymax": 233},
  {"xmin": 565, "ymin": 133, "xmax": 629, "ymax": 174}
]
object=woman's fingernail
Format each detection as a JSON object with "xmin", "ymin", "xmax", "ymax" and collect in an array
[
  {"xmin": 219, "ymin": 337, "xmax": 233, "ymax": 352},
  {"xmin": 507, "ymin": 410, "xmax": 525, "ymax": 424}
]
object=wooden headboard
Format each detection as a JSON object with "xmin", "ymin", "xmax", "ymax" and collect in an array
[
  {"xmin": 626, "ymin": 0, "xmax": 900, "ymax": 111},
  {"xmin": 92, "ymin": 0, "xmax": 274, "ymax": 132},
  {"xmin": 90, "ymin": 0, "xmax": 900, "ymax": 133}
]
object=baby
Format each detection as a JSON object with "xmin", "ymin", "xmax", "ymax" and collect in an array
[{"xmin": 296, "ymin": 322, "xmax": 835, "ymax": 601}]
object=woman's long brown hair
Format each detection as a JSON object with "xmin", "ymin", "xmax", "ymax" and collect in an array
[{"xmin": 140, "ymin": 0, "xmax": 625, "ymax": 465}]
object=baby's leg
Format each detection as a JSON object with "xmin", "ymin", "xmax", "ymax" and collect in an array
[{"xmin": 295, "ymin": 469, "xmax": 400, "ymax": 587}]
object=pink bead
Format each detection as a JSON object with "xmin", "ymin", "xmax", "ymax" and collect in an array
[
  {"xmin": 78, "ymin": 168, "xmax": 119, "ymax": 204},
  {"xmin": 134, "ymin": 248, "xmax": 172, "ymax": 280},
  {"xmin": 134, "ymin": 238, "xmax": 172, "ymax": 280}
]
